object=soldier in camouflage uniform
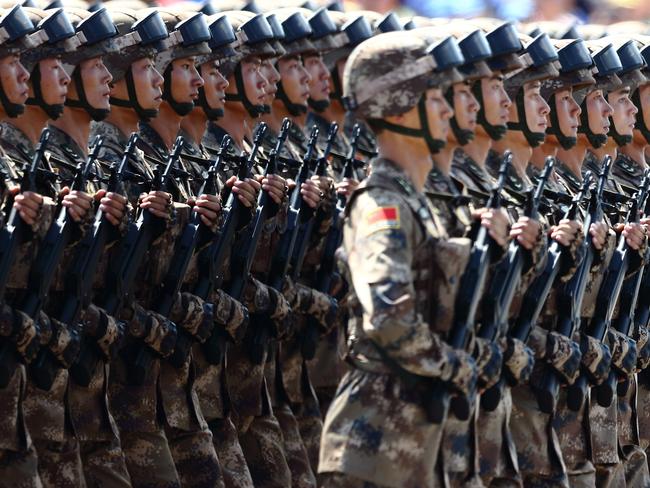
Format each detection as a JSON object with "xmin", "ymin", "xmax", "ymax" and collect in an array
[
  {"xmin": 319, "ymin": 30, "xmax": 479, "ymax": 488},
  {"xmin": 199, "ymin": 11, "xmax": 297, "ymax": 488},
  {"xmin": 18, "ymin": 7, "xmax": 136, "ymax": 488},
  {"xmin": 0, "ymin": 6, "xmax": 57, "ymax": 487},
  {"xmin": 176, "ymin": 12, "xmax": 262, "ymax": 488}
]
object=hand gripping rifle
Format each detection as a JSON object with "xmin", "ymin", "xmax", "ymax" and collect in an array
[
  {"xmin": 535, "ymin": 156, "xmax": 612, "ymax": 413},
  {"xmin": 300, "ymin": 124, "xmax": 359, "ymax": 360},
  {"xmin": 427, "ymin": 151, "xmax": 511, "ymax": 424},
  {"xmin": 0, "ymin": 129, "xmax": 50, "ymax": 388},
  {"xmin": 61, "ymin": 133, "xmax": 139, "ymax": 386},
  {"xmin": 246, "ymin": 126, "xmax": 320, "ymax": 365},
  {"xmin": 97, "ymin": 136, "xmax": 184, "ymax": 385},
  {"xmin": 196, "ymin": 124, "xmax": 267, "ymax": 365},
  {"xmin": 478, "ymin": 156, "xmax": 554, "ymax": 410},
  {"xmin": 592, "ymin": 170, "xmax": 650, "ymax": 407},
  {"xmin": 153, "ymin": 135, "xmax": 238, "ymax": 370},
  {"xmin": 23, "ymin": 136, "xmax": 104, "ymax": 390}
]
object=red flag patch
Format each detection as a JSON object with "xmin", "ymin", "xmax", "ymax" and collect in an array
[{"xmin": 364, "ymin": 206, "xmax": 400, "ymax": 235}]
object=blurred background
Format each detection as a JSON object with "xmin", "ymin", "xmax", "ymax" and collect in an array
[{"xmin": 162, "ymin": 0, "xmax": 650, "ymax": 26}]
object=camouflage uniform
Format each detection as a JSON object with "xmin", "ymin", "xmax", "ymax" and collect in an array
[
  {"xmin": 320, "ymin": 158, "xmax": 474, "ymax": 487},
  {"xmin": 41, "ymin": 124, "xmax": 132, "ymax": 488},
  {"xmin": 133, "ymin": 121, "xmax": 227, "ymax": 488},
  {"xmin": 90, "ymin": 120, "xmax": 182, "ymax": 488},
  {"xmin": 179, "ymin": 129, "xmax": 257, "ymax": 488},
  {"xmin": 608, "ymin": 152, "xmax": 650, "ymax": 488},
  {"xmin": 451, "ymin": 149, "xmax": 522, "ymax": 488},
  {"xmin": 0, "ymin": 138, "xmax": 49, "ymax": 488}
]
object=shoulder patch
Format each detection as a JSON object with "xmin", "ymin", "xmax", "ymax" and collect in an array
[{"xmin": 364, "ymin": 206, "xmax": 401, "ymax": 235}]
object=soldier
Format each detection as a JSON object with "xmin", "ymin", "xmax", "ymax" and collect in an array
[
  {"xmin": 0, "ymin": 6, "xmax": 56, "ymax": 487},
  {"xmin": 176, "ymin": 12, "xmax": 261, "ymax": 488},
  {"xmin": 319, "ymin": 30, "xmax": 478, "ymax": 488},
  {"xmin": 201, "ymin": 11, "xmax": 296, "ymax": 488}
]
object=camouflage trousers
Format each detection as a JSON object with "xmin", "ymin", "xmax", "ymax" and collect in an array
[
  {"xmin": 237, "ymin": 413, "xmax": 291, "ymax": 488},
  {"xmin": 275, "ymin": 402, "xmax": 316, "ymax": 488},
  {"xmin": 33, "ymin": 437, "xmax": 86, "ymax": 488},
  {"xmin": 0, "ymin": 444, "xmax": 42, "ymax": 488},
  {"xmin": 120, "ymin": 428, "xmax": 180, "ymax": 488},
  {"xmin": 165, "ymin": 424, "xmax": 224, "ymax": 488},
  {"xmin": 477, "ymin": 390, "xmax": 520, "ymax": 487},
  {"xmin": 510, "ymin": 386, "xmax": 568, "ymax": 488},
  {"xmin": 293, "ymin": 376, "xmax": 323, "ymax": 473},
  {"xmin": 208, "ymin": 417, "xmax": 254, "ymax": 488},
  {"xmin": 440, "ymin": 395, "xmax": 482, "ymax": 488},
  {"xmin": 319, "ymin": 472, "xmax": 387, "ymax": 488},
  {"xmin": 594, "ymin": 462, "xmax": 626, "ymax": 487},
  {"xmin": 79, "ymin": 437, "xmax": 132, "ymax": 487}
]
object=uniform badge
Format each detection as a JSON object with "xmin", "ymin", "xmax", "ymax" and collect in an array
[{"xmin": 364, "ymin": 206, "xmax": 400, "ymax": 235}]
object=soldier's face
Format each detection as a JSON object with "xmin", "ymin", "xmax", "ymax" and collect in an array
[
  {"xmin": 126, "ymin": 57, "xmax": 163, "ymax": 111},
  {"xmin": 227, "ymin": 57, "xmax": 267, "ymax": 109},
  {"xmin": 522, "ymin": 80, "xmax": 550, "ymax": 133},
  {"xmin": 169, "ymin": 56, "xmax": 204, "ymax": 106},
  {"xmin": 277, "ymin": 55, "xmax": 311, "ymax": 106},
  {"xmin": 0, "ymin": 54, "xmax": 29, "ymax": 107},
  {"xmin": 480, "ymin": 73, "xmax": 511, "ymax": 127},
  {"xmin": 73, "ymin": 56, "xmax": 112, "ymax": 111},
  {"xmin": 425, "ymin": 87, "xmax": 453, "ymax": 141},
  {"xmin": 553, "ymin": 87, "xmax": 581, "ymax": 138},
  {"xmin": 451, "ymin": 81, "xmax": 478, "ymax": 137},
  {"xmin": 304, "ymin": 53, "xmax": 330, "ymax": 102},
  {"xmin": 583, "ymin": 89, "xmax": 612, "ymax": 135},
  {"xmin": 636, "ymin": 84, "xmax": 650, "ymax": 138},
  {"xmin": 260, "ymin": 58, "xmax": 280, "ymax": 105},
  {"xmin": 35, "ymin": 57, "xmax": 70, "ymax": 106},
  {"xmin": 607, "ymin": 86, "xmax": 637, "ymax": 137},
  {"xmin": 200, "ymin": 60, "xmax": 228, "ymax": 111}
]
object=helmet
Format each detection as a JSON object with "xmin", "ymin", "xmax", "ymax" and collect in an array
[
  {"xmin": 63, "ymin": 7, "xmax": 118, "ymax": 121},
  {"xmin": 576, "ymin": 41, "xmax": 623, "ymax": 148},
  {"xmin": 104, "ymin": 9, "xmax": 170, "ymax": 121},
  {"xmin": 503, "ymin": 33, "xmax": 559, "ymax": 147},
  {"xmin": 22, "ymin": 8, "xmax": 79, "ymax": 119},
  {"xmin": 343, "ymin": 31, "xmax": 464, "ymax": 154},
  {"xmin": 271, "ymin": 8, "xmax": 315, "ymax": 57},
  {"xmin": 541, "ymin": 38, "xmax": 595, "ymax": 149}
]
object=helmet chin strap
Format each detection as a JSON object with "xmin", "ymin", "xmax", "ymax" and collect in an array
[
  {"xmin": 275, "ymin": 78, "xmax": 307, "ymax": 116},
  {"xmin": 632, "ymin": 89, "xmax": 650, "ymax": 144},
  {"xmin": 224, "ymin": 63, "xmax": 265, "ymax": 118},
  {"xmin": 329, "ymin": 66, "xmax": 342, "ymax": 102},
  {"xmin": 109, "ymin": 66, "xmax": 159, "ymax": 122},
  {"xmin": 308, "ymin": 96, "xmax": 329, "ymax": 112},
  {"xmin": 505, "ymin": 89, "xmax": 546, "ymax": 148},
  {"xmin": 578, "ymin": 98, "xmax": 608, "ymax": 149},
  {"xmin": 545, "ymin": 93, "xmax": 577, "ymax": 150},
  {"xmin": 472, "ymin": 80, "xmax": 507, "ymax": 141},
  {"xmin": 371, "ymin": 95, "xmax": 446, "ymax": 155},
  {"xmin": 445, "ymin": 85, "xmax": 474, "ymax": 146},
  {"xmin": 65, "ymin": 67, "xmax": 110, "ymax": 122},
  {"xmin": 608, "ymin": 114, "xmax": 633, "ymax": 147},
  {"xmin": 26, "ymin": 64, "xmax": 64, "ymax": 120},
  {"xmin": 161, "ymin": 65, "xmax": 195, "ymax": 117},
  {"xmin": 195, "ymin": 65, "xmax": 224, "ymax": 121}
]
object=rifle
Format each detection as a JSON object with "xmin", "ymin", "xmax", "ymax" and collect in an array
[
  {"xmin": 151, "ymin": 135, "xmax": 237, "ymax": 369},
  {"xmin": 246, "ymin": 126, "xmax": 321, "ymax": 365},
  {"xmin": 0, "ymin": 129, "xmax": 50, "ymax": 388},
  {"xmin": 63, "ymin": 133, "xmax": 140, "ymax": 386},
  {"xmin": 481, "ymin": 172, "xmax": 593, "ymax": 412},
  {"xmin": 23, "ymin": 136, "xmax": 103, "ymax": 390},
  {"xmin": 300, "ymin": 124, "xmax": 361, "ymax": 360},
  {"xmin": 97, "ymin": 136, "xmax": 184, "ymax": 385},
  {"xmin": 477, "ymin": 156, "xmax": 554, "ymax": 410},
  {"xmin": 564, "ymin": 156, "xmax": 639, "ymax": 410},
  {"xmin": 197, "ymin": 125, "xmax": 266, "ymax": 365},
  {"xmin": 427, "ymin": 151, "xmax": 511, "ymax": 424},
  {"xmin": 592, "ymin": 170, "xmax": 650, "ymax": 406}
]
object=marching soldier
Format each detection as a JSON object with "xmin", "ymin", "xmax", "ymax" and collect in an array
[{"xmin": 319, "ymin": 30, "xmax": 478, "ymax": 488}]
